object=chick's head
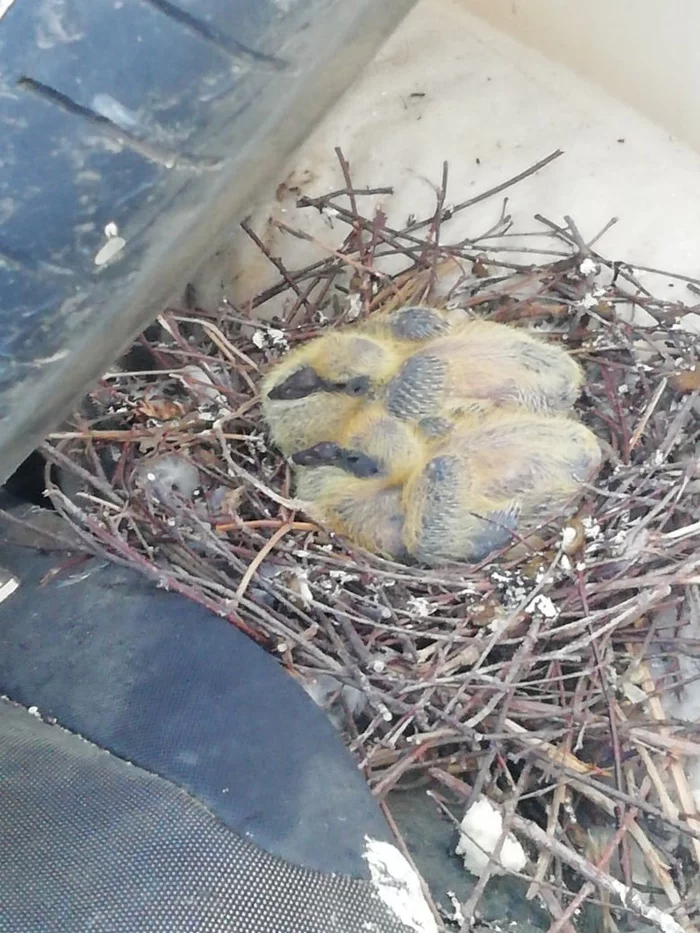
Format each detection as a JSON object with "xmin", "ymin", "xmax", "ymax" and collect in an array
[
  {"xmin": 290, "ymin": 402, "xmax": 432, "ymax": 559},
  {"xmin": 294, "ymin": 461, "xmax": 407, "ymax": 560},
  {"xmin": 261, "ymin": 331, "xmax": 403, "ymax": 455},
  {"xmin": 336, "ymin": 402, "xmax": 428, "ymax": 482}
]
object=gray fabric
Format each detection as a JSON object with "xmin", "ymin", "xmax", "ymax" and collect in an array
[{"xmin": 0, "ymin": 700, "xmax": 410, "ymax": 933}]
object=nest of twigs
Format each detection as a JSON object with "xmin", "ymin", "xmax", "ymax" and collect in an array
[{"xmin": 40, "ymin": 151, "xmax": 700, "ymax": 932}]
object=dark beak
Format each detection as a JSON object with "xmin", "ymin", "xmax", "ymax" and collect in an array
[
  {"xmin": 266, "ymin": 366, "xmax": 326, "ymax": 400},
  {"xmin": 292, "ymin": 441, "xmax": 341, "ymax": 467}
]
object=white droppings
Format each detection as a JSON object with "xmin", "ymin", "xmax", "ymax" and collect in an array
[
  {"xmin": 406, "ymin": 596, "xmax": 437, "ymax": 617},
  {"xmin": 456, "ymin": 797, "xmax": 528, "ymax": 876},
  {"xmin": 346, "ymin": 292, "xmax": 363, "ymax": 321},
  {"xmin": 94, "ymin": 236, "xmax": 126, "ymax": 267},
  {"xmin": 252, "ymin": 327, "xmax": 289, "ymax": 350},
  {"xmin": 328, "ymin": 569, "xmax": 359, "ymax": 584},
  {"xmin": 582, "ymin": 516, "xmax": 602, "ymax": 540},
  {"xmin": 364, "ymin": 838, "xmax": 437, "ymax": 933},
  {"xmin": 525, "ymin": 594, "xmax": 559, "ymax": 619},
  {"xmin": 31, "ymin": 349, "xmax": 70, "ymax": 365},
  {"xmin": 447, "ymin": 891, "xmax": 465, "ymax": 926},
  {"xmin": 579, "ymin": 257, "xmax": 598, "ymax": 276},
  {"xmin": 579, "ymin": 293, "xmax": 599, "ymax": 310},
  {"xmin": 0, "ymin": 572, "xmax": 19, "ymax": 604}
]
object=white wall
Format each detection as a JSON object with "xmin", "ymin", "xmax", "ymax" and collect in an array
[
  {"xmin": 465, "ymin": 0, "xmax": 700, "ymax": 154},
  {"xmin": 191, "ymin": 0, "xmax": 700, "ymax": 315}
]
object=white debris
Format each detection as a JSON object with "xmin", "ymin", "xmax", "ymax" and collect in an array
[
  {"xmin": 292, "ymin": 568, "xmax": 313, "ymax": 607},
  {"xmin": 0, "ymin": 572, "xmax": 19, "ymax": 603},
  {"xmin": 93, "ymin": 94, "xmax": 139, "ymax": 129},
  {"xmin": 456, "ymin": 797, "xmax": 528, "ymax": 876},
  {"xmin": 579, "ymin": 257, "xmax": 598, "ymax": 276},
  {"xmin": 267, "ymin": 327, "xmax": 288, "ymax": 347},
  {"xmin": 346, "ymin": 292, "xmax": 363, "ymax": 321},
  {"xmin": 364, "ymin": 838, "xmax": 437, "ymax": 933},
  {"xmin": 579, "ymin": 293, "xmax": 598, "ymax": 310},
  {"xmin": 252, "ymin": 327, "xmax": 290, "ymax": 350},
  {"xmin": 446, "ymin": 891, "xmax": 465, "ymax": 926},
  {"xmin": 94, "ymin": 235, "xmax": 126, "ymax": 267},
  {"xmin": 582, "ymin": 516, "xmax": 602, "ymax": 540},
  {"xmin": 525, "ymin": 594, "xmax": 559, "ymax": 619},
  {"xmin": 406, "ymin": 596, "xmax": 438, "ymax": 618}
]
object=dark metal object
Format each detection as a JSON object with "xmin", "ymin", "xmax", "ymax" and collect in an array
[{"xmin": 0, "ymin": 0, "xmax": 415, "ymax": 483}]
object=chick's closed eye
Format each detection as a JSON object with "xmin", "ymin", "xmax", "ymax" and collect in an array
[
  {"xmin": 339, "ymin": 375, "xmax": 371, "ymax": 397},
  {"xmin": 338, "ymin": 449, "xmax": 382, "ymax": 478}
]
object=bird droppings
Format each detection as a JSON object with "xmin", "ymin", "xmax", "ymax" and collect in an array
[
  {"xmin": 579, "ymin": 257, "xmax": 599, "ymax": 276},
  {"xmin": 251, "ymin": 327, "xmax": 289, "ymax": 351},
  {"xmin": 364, "ymin": 838, "xmax": 437, "ymax": 933},
  {"xmin": 456, "ymin": 798, "xmax": 528, "ymax": 876},
  {"xmin": 94, "ymin": 234, "xmax": 126, "ymax": 267},
  {"xmin": 525, "ymin": 594, "xmax": 559, "ymax": 619},
  {"xmin": 578, "ymin": 292, "xmax": 599, "ymax": 310}
]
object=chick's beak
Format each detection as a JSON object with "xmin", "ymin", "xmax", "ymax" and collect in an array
[
  {"xmin": 267, "ymin": 366, "xmax": 325, "ymax": 400},
  {"xmin": 292, "ymin": 441, "xmax": 341, "ymax": 467}
]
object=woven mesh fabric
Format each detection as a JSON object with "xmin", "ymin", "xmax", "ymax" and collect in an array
[{"xmin": 0, "ymin": 700, "xmax": 411, "ymax": 933}]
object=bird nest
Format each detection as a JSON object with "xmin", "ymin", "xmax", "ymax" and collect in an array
[{"xmin": 41, "ymin": 151, "xmax": 700, "ymax": 932}]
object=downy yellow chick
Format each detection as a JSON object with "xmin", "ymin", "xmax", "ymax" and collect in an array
[
  {"xmin": 382, "ymin": 317, "xmax": 584, "ymax": 423},
  {"xmin": 401, "ymin": 409, "xmax": 602, "ymax": 565},
  {"xmin": 293, "ymin": 405, "xmax": 601, "ymax": 565},
  {"xmin": 262, "ymin": 307, "xmax": 584, "ymax": 455},
  {"xmin": 260, "ymin": 309, "xmax": 460, "ymax": 454},
  {"xmin": 290, "ymin": 402, "xmax": 422, "ymax": 559},
  {"xmin": 260, "ymin": 331, "xmax": 403, "ymax": 455},
  {"xmin": 292, "ymin": 455, "xmax": 408, "ymax": 560}
]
